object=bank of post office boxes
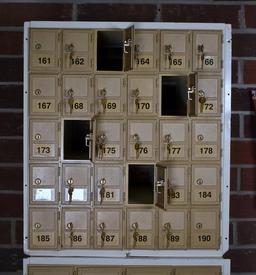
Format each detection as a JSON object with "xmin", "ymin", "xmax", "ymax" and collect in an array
[
  {"xmin": 191, "ymin": 208, "xmax": 220, "ymax": 249},
  {"xmin": 161, "ymin": 31, "xmax": 191, "ymax": 72},
  {"xmin": 127, "ymin": 268, "xmax": 173, "ymax": 275},
  {"xmin": 158, "ymin": 209, "xmax": 188, "ymax": 249},
  {"xmin": 28, "ymin": 266, "xmax": 74, "ymax": 275},
  {"xmin": 160, "ymin": 120, "xmax": 189, "ymax": 161},
  {"xmin": 192, "ymin": 119, "xmax": 220, "ymax": 161},
  {"xmin": 128, "ymin": 75, "xmax": 157, "ymax": 116},
  {"xmin": 128, "ymin": 120, "xmax": 156, "ymax": 161},
  {"xmin": 63, "ymin": 30, "xmax": 93, "ymax": 72},
  {"xmin": 94, "ymin": 120, "xmax": 124, "ymax": 161},
  {"xmin": 30, "ymin": 29, "xmax": 60, "ymax": 72},
  {"xmin": 176, "ymin": 267, "xmax": 221, "ymax": 275},
  {"xmin": 94, "ymin": 208, "xmax": 123, "ymax": 249},
  {"xmin": 62, "ymin": 164, "xmax": 91, "ymax": 205},
  {"xmin": 30, "ymin": 119, "xmax": 59, "ymax": 160},
  {"xmin": 29, "ymin": 207, "xmax": 58, "ymax": 249},
  {"xmin": 94, "ymin": 165, "xmax": 123, "ymax": 205},
  {"xmin": 95, "ymin": 75, "xmax": 125, "ymax": 116},
  {"xmin": 196, "ymin": 74, "xmax": 221, "ymax": 116},
  {"xmin": 30, "ymin": 164, "xmax": 58, "ymax": 204},
  {"xmin": 63, "ymin": 75, "xmax": 93, "ymax": 116},
  {"xmin": 134, "ymin": 30, "xmax": 158, "ymax": 71},
  {"xmin": 193, "ymin": 31, "xmax": 222, "ymax": 72},
  {"xmin": 192, "ymin": 165, "xmax": 220, "ymax": 205},
  {"xmin": 62, "ymin": 208, "xmax": 90, "ymax": 249},
  {"xmin": 30, "ymin": 74, "xmax": 59, "ymax": 116},
  {"xmin": 127, "ymin": 208, "xmax": 155, "ymax": 249},
  {"xmin": 78, "ymin": 267, "xmax": 124, "ymax": 275}
]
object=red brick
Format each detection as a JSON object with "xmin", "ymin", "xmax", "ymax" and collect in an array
[
  {"xmin": 161, "ymin": 5, "xmax": 240, "ymax": 27},
  {"xmin": 244, "ymin": 115, "xmax": 256, "ymax": 138},
  {"xmin": 0, "ymin": 194, "xmax": 22, "ymax": 218},
  {"xmin": 230, "ymin": 167, "xmax": 237, "ymax": 191},
  {"xmin": 225, "ymin": 249, "xmax": 256, "ymax": 272},
  {"xmin": 237, "ymin": 221, "xmax": 256, "ymax": 245},
  {"xmin": 245, "ymin": 5, "xmax": 256, "ymax": 28},
  {"xmin": 230, "ymin": 195, "xmax": 256, "ymax": 219},
  {"xmin": 78, "ymin": 4, "xmax": 157, "ymax": 22},
  {"xmin": 232, "ymin": 60, "xmax": 238, "ymax": 84},
  {"xmin": 231, "ymin": 141, "xmax": 256, "ymax": 165},
  {"xmin": 0, "ymin": 4, "xmax": 72, "ymax": 26},
  {"xmin": 232, "ymin": 88, "xmax": 256, "ymax": 112},
  {"xmin": 0, "ymin": 222, "xmax": 11, "ymax": 244},
  {"xmin": 0, "ymin": 167, "xmax": 23, "ymax": 191},
  {"xmin": 233, "ymin": 34, "xmax": 256, "ymax": 57},
  {"xmin": 241, "ymin": 168, "xmax": 256, "ymax": 191},
  {"xmin": 0, "ymin": 140, "xmax": 22, "ymax": 163},
  {"xmin": 0, "ymin": 32, "xmax": 23, "ymax": 55},
  {"xmin": 244, "ymin": 60, "xmax": 256, "ymax": 84},
  {"xmin": 0, "ymin": 85, "xmax": 23, "ymax": 109},
  {"xmin": 0, "ymin": 113, "xmax": 23, "ymax": 136},
  {"xmin": 0, "ymin": 58, "xmax": 23, "ymax": 82},
  {"xmin": 15, "ymin": 220, "xmax": 23, "ymax": 245},
  {"xmin": 231, "ymin": 114, "xmax": 239, "ymax": 138}
]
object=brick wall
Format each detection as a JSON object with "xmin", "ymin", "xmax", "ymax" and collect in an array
[{"xmin": 0, "ymin": 1, "xmax": 255, "ymax": 274}]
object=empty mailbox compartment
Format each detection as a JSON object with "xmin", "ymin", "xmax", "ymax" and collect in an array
[
  {"xmin": 128, "ymin": 164, "xmax": 154, "ymax": 205},
  {"xmin": 63, "ymin": 120, "xmax": 91, "ymax": 161}
]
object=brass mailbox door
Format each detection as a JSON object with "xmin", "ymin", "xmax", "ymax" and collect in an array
[
  {"xmin": 191, "ymin": 208, "xmax": 220, "ymax": 249},
  {"xmin": 128, "ymin": 75, "xmax": 157, "ymax": 116},
  {"xmin": 192, "ymin": 165, "xmax": 220, "ymax": 205},
  {"xmin": 28, "ymin": 266, "xmax": 73, "ymax": 275},
  {"xmin": 63, "ymin": 30, "xmax": 93, "ymax": 72},
  {"xmin": 193, "ymin": 31, "xmax": 222, "ymax": 72},
  {"xmin": 62, "ymin": 208, "xmax": 90, "ymax": 249},
  {"xmin": 95, "ymin": 120, "xmax": 124, "ymax": 161},
  {"xmin": 176, "ymin": 266, "xmax": 221, "ymax": 275},
  {"xmin": 30, "ymin": 74, "xmax": 59, "ymax": 116},
  {"xmin": 155, "ymin": 164, "xmax": 167, "ymax": 210},
  {"xmin": 94, "ymin": 164, "xmax": 123, "ymax": 205},
  {"xmin": 30, "ymin": 29, "xmax": 60, "ymax": 72},
  {"xmin": 62, "ymin": 164, "xmax": 91, "ymax": 205},
  {"xmin": 30, "ymin": 119, "xmax": 58, "ymax": 160},
  {"xmin": 78, "ymin": 267, "xmax": 124, "ymax": 275},
  {"xmin": 161, "ymin": 30, "xmax": 190, "ymax": 72},
  {"xmin": 128, "ymin": 120, "xmax": 156, "ymax": 161},
  {"xmin": 94, "ymin": 208, "xmax": 123, "ymax": 249},
  {"xmin": 127, "ymin": 267, "xmax": 173, "ymax": 275},
  {"xmin": 123, "ymin": 26, "xmax": 134, "ymax": 71},
  {"xmin": 192, "ymin": 119, "xmax": 220, "ymax": 161},
  {"xmin": 29, "ymin": 207, "xmax": 58, "ymax": 249},
  {"xmin": 63, "ymin": 75, "xmax": 92, "ymax": 116},
  {"xmin": 30, "ymin": 164, "xmax": 58, "ymax": 204},
  {"xmin": 95, "ymin": 75, "xmax": 125, "ymax": 116},
  {"xmin": 166, "ymin": 165, "xmax": 188, "ymax": 206},
  {"xmin": 196, "ymin": 74, "xmax": 221, "ymax": 116},
  {"xmin": 160, "ymin": 120, "xmax": 189, "ymax": 161},
  {"xmin": 127, "ymin": 208, "xmax": 155, "ymax": 249},
  {"xmin": 134, "ymin": 30, "xmax": 158, "ymax": 71},
  {"xmin": 158, "ymin": 209, "xmax": 188, "ymax": 249}
]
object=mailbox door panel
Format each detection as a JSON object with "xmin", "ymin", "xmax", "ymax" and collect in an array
[
  {"xmin": 28, "ymin": 266, "xmax": 73, "ymax": 275},
  {"xmin": 176, "ymin": 267, "xmax": 221, "ymax": 275},
  {"xmin": 78, "ymin": 268, "xmax": 124, "ymax": 275},
  {"xmin": 127, "ymin": 268, "xmax": 172, "ymax": 275}
]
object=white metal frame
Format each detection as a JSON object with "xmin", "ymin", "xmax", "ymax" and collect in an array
[{"xmin": 23, "ymin": 21, "xmax": 231, "ymax": 258}]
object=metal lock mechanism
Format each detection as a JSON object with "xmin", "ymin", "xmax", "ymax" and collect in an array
[
  {"xmin": 163, "ymin": 222, "xmax": 172, "ymax": 248},
  {"xmin": 131, "ymin": 222, "xmax": 139, "ymax": 248},
  {"xmin": 131, "ymin": 88, "xmax": 140, "ymax": 113},
  {"xmin": 99, "ymin": 88, "xmax": 107, "ymax": 114},
  {"xmin": 67, "ymin": 222, "xmax": 74, "ymax": 247},
  {"xmin": 164, "ymin": 134, "xmax": 173, "ymax": 159},
  {"xmin": 164, "ymin": 44, "xmax": 173, "ymax": 69},
  {"xmin": 99, "ymin": 178, "xmax": 106, "ymax": 205},
  {"xmin": 197, "ymin": 44, "xmax": 205, "ymax": 69},
  {"xmin": 65, "ymin": 43, "xmax": 75, "ymax": 67},
  {"xmin": 96, "ymin": 133, "xmax": 107, "ymax": 159},
  {"xmin": 132, "ymin": 133, "xmax": 141, "ymax": 159},
  {"xmin": 67, "ymin": 178, "xmax": 74, "ymax": 203},
  {"xmin": 98, "ymin": 222, "xmax": 106, "ymax": 248}
]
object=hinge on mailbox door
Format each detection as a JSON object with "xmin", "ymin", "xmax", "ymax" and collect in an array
[
  {"xmin": 123, "ymin": 78, "xmax": 127, "ymax": 87},
  {"xmin": 155, "ymin": 103, "xmax": 158, "ymax": 113},
  {"xmin": 58, "ymin": 122, "xmax": 61, "ymax": 131},
  {"xmin": 90, "ymin": 32, "xmax": 94, "ymax": 43},
  {"xmin": 58, "ymin": 147, "xmax": 61, "ymax": 157},
  {"xmin": 58, "ymin": 166, "xmax": 61, "ymax": 176},
  {"xmin": 123, "ymin": 192, "xmax": 126, "ymax": 202},
  {"xmin": 90, "ymin": 77, "xmax": 94, "ymax": 88},
  {"xmin": 156, "ymin": 78, "xmax": 159, "ymax": 88},
  {"xmin": 58, "ymin": 76, "xmax": 62, "ymax": 87},
  {"xmin": 58, "ymin": 192, "xmax": 61, "ymax": 203},
  {"xmin": 90, "ymin": 192, "xmax": 93, "ymax": 202},
  {"xmin": 122, "ymin": 210, "xmax": 125, "ymax": 220},
  {"xmin": 58, "ymin": 210, "xmax": 61, "ymax": 221},
  {"xmin": 90, "ymin": 166, "xmax": 93, "ymax": 176}
]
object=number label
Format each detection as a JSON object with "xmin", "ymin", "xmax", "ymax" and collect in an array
[
  {"xmin": 105, "ymin": 102, "xmax": 117, "ymax": 110},
  {"xmin": 103, "ymin": 191, "xmax": 114, "ymax": 199},
  {"xmin": 38, "ymin": 102, "xmax": 51, "ymax": 109},
  {"xmin": 71, "ymin": 57, "xmax": 85, "ymax": 65},
  {"xmin": 105, "ymin": 235, "xmax": 115, "ymax": 242},
  {"xmin": 198, "ymin": 191, "xmax": 212, "ymax": 198},
  {"xmin": 139, "ymin": 147, "xmax": 148, "ymax": 154},
  {"xmin": 37, "ymin": 146, "xmax": 51, "ymax": 154},
  {"xmin": 204, "ymin": 103, "xmax": 214, "ymax": 111},
  {"xmin": 38, "ymin": 57, "xmax": 51, "ymax": 64},
  {"xmin": 136, "ymin": 102, "xmax": 151, "ymax": 110},
  {"xmin": 137, "ymin": 235, "xmax": 148, "ymax": 242},
  {"xmin": 169, "ymin": 235, "xmax": 180, "ymax": 242},
  {"xmin": 136, "ymin": 58, "xmax": 150, "ymax": 65},
  {"xmin": 198, "ymin": 235, "xmax": 211, "ymax": 242},
  {"xmin": 33, "ymin": 144, "xmax": 55, "ymax": 158},
  {"xmin": 171, "ymin": 192, "xmax": 181, "ymax": 199},
  {"xmin": 37, "ymin": 235, "xmax": 50, "ymax": 242},
  {"xmin": 103, "ymin": 147, "xmax": 116, "ymax": 155},
  {"xmin": 168, "ymin": 147, "xmax": 181, "ymax": 155},
  {"xmin": 72, "ymin": 102, "xmax": 84, "ymax": 110},
  {"xmin": 72, "ymin": 235, "xmax": 83, "ymax": 242},
  {"xmin": 200, "ymin": 147, "xmax": 213, "ymax": 155},
  {"xmin": 170, "ymin": 58, "xmax": 183, "ymax": 66},
  {"xmin": 204, "ymin": 58, "xmax": 214, "ymax": 66}
]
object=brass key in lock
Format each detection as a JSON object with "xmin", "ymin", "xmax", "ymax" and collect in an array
[
  {"xmin": 164, "ymin": 134, "xmax": 172, "ymax": 159},
  {"xmin": 67, "ymin": 222, "xmax": 74, "ymax": 247},
  {"xmin": 134, "ymin": 44, "xmax": 140, "ymax": 66},
  {"xmin": 198, "ymin": 90, "xmax": 206, "ymax": 113},
  {"xmin": 98, "ymin": 222, "xmax": 106, "ymax": 248},
  {"xmin": 167, "ymin": 179, "xmax": 175, "ymax": 204},
  {"xmin": 67, "ymin": 89, "xmax": 74, "ymax": 115},
  {"xmin": 163, "ymin": 222, "xmax": 172, "ymax": 248},
  {"xmin": 99, "ymin": 178, "xmax": 106, "ymax": 205},
  {"xmin": 198, "ymin": 44, "xmax": 205, "ymax": 69},
  {"xmin": 132, "ymin": 88, "xmax": 140, "ymax": 113},
  {"xmin": 133, "ymin": 133, "xmax": 141, "ymax": 159},
  {"xmin": 165, "ymin": 45, "xmax": 173, "ymax": 69},
  {"xmin": 65, "ymin": 43, "xmax": 74, "ymax": 67},
  {"xmin": 67, "ymin": 178, "xmax": 74, "ymax": 204},
  {"xmin": 97, "ymin": 133, "xmax": 106, "ymax": 159},
  {"xmin": 131, "ymin": 222, "xmax": 139, "ymax": 248},
  {"xmin": 100, "ymin": 88, "xmax": 107, "ymax": 114}
]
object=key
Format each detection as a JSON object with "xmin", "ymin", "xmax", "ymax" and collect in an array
[
  {"xmin": 163, "ymin": 222, "xmax": 171, "ymax": 248},
  {"xmin": 67, "ymin": 179, "xmax": 74, "ymax": 204},
  {"xmin": 67, "ymin": 89, "xmax": 74, "ymax": 115},
  {"xmin": 135, "ymin": 97, "xmax": 140, "ymax": 113},
  {"xmin": 65, "ymin": 43, "xmax": 74, "ymax": 68},
  {"xmin": 134, "ymin": 44, "xmax": 140, "ymax": 66},
  {"xmin": 135, "ymin": 142, "xmax": 140, "ymax": 159},
  {"xmin": 98, "ymin": 222, "xmax": 106, "ymax": 248},
  {"xmin": 99, "ymin": 178, "xmax": 106, "ymax": 205},
  {"xmin": 100, "ymin": 88, "xmax": 107, "ymax": 114},
  {"xmin": 132, "ymin": 88, "xmax": 140, "ymax": 113},
  {"xmin": 97, "ymin": 133, "xmax": 106, "ymax": 159},
  {"xmin": 67, "ymin": 222, "xmax": 74, "ymax": 247},
  {"xmin": 198, "ymin": 44, "xmax": 205, "ymax": 69},
  {"xmin": 131, "ymin": 222, "xmax": 139, "ymax": 248},
  {"xmin": 165, "ymin": 45, "xmax": 173, "ymax": 69},
  {"xmin": 164, "ymin": 134, "xmax": 172, "ymax": 159},
  {"xmin": 198, "ymin": 90, "xmax": 206, "ymax": 113}
]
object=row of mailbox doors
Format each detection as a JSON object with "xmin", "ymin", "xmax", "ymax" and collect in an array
[
  {"xmin": 29, "ymin": 119, "xmax": 221, "ymax": 162},
  {"xmin": 29, "ymin": 74, "xmax": 222, "ymax": 117},
  {"xmin": 30, "ymin": 163, "xmax": 220, "ymax": 206},
  {"xmin": 29, "ymin": 28, "xmax": 222, "ymax": 73},
  {"xmin": 29, "ymin": 207, "xmax": 220, "ymax": 249},
  {"xmin": 27, "ymin": 266, "xmax": 222, "ymax": 275}
]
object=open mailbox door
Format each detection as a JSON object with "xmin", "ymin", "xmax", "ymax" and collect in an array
[
  {"xmin": 155, "ymin": 164, "xmax": 167, "ymax": 210},
  {"xmin": 123, "ymin": 25, "xmax": 134, "ymax": 71}
]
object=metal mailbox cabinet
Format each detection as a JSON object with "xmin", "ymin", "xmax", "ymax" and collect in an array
[{"xmin": 24, "ymin": 21, "xmax": 231, "ymax": 273}]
